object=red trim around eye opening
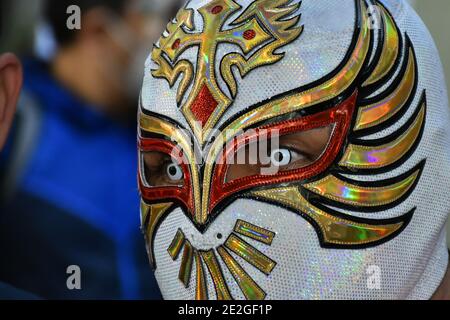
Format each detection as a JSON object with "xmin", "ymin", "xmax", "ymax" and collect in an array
[
  {"xmin": 138, "ymin": 138, "xmax": 194, "ymax": 216},
  {"xmin": 209, "ymin": 90, "xmax": 358, "ymax": 212}
]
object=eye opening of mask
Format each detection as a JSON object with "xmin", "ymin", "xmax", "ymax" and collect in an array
[
  {"xmin": 141, "ymin": 151, "xmax": 185, "ymax": 188},
  {"xmin": 224, "ymin": 125, "xmax": 334, "ymax": 183}
]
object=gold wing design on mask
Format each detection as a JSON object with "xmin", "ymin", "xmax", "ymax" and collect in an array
[{"xmin": 245, "ymin": 0, "xmax": 426, "ymax": 247}]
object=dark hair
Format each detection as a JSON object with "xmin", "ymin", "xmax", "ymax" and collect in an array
[{"xmin": 44, "ymin": 0, "xmax": 127, "ymax": 47}]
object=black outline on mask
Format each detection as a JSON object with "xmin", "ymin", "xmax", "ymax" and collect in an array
[{"xmin": 139, "ymin": 0, "xmax": 427, "ymax": 253}]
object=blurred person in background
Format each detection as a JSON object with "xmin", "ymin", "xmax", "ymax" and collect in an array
[{"xmin": 0, "ymin": 0, "xmax": 180, "ymax": 299}]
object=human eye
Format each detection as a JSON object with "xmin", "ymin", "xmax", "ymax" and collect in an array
[
  {"xmin": 224, "ymin": 125, "xmax": 332, "ymax": 182},
  {"xmin": 142, "ymin": 151, "xmax": 185, "ymax": 187}
]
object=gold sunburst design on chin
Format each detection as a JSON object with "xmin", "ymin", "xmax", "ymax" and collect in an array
[
  {"xmin": 166, "ymin": 220, "xmax": 276, "ymax": 300},
  {"xmin": 151, "ymin": 0, "xmax": 303, "ymax": 144}
]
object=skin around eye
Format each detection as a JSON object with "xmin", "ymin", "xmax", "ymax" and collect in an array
[
  {"xmin": 143, "ymin": 151, "xmax": 184, "ymax": 187},
  {"xmin": 225, "ymin": 125, "xmax": 332, "ymax": 182}
]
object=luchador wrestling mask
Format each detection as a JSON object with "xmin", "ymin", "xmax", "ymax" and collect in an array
[{"xmin": 138, "ymin": 0, "xmax": 450, "ymax": 299}]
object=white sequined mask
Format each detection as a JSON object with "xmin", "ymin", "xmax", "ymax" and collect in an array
[{"xmin": 138, "ymin": 0, "xmax": 449, "ymax": 300}]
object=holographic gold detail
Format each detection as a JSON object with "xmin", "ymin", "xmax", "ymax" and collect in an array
[
  {"xmin": 179, "ymin": 240, "xmax": 194, "ymax": 288},
  {"xmin": 167, "ymin": 219, "xmax": 276, "ymax": 300},
  {"xmin": 225, "ymin": 234, "xmax": 276, "ymax": 275},
  {"xmin": 234, "ymin": 220, "xmax": 275, "ymax": 245},
  {"xmin": 194, "ymin": 251, "xmax": 208, "ymax": 300},
  {"xmin": 252, "ymin": 187, "xmax": 406, "ymax": 246},
  {"xmin": 151, "ymin": 8, "xmax": 195, "ymax": 104},
  {"xmin": 200, "ymin": 250, "xmax": 232, "ymax": 300},
  {"xmin": 221, "ymin": 0, "xmax": 303, "ymax": 98},
  {"xmin": 152, "ymin": 0, "xmax": 302, "ymax": 144},
  {"xmin": 363, "ymin": 4, "xmax": 400, "ymax": 86},
  {"xmin": 356, "ymin": 48, "xmax": 416, "ymax": 131},
  {"xmin": 199, "ymin": 0, "xmax": 371, "ymax": 222},
  {"xmin": 217, "ymin": 246, "xmax": 266, "ymax": 300},
  {"xmin": 303, "ymin": 169, "xmax": 420, "ymax": 207},
  {"xmin": 141, "ymin": 202, "xmax": 173, "ymax": 267},
  {"xmin": 217, "ymin": 0, "xmax": 369, "ymax": 134},
  {"xmin": 140, "ymin": 200, "xmax": 150, "ymax": 227},
  {"xmin": 139, "ymin": 114, "xmax": 194, "ymax": 162},
  {"xmin": 168, "ymin": 229, "xmax": 185, "ymax": 260},
  {"xmin": 151, "ymin": 51, "xmax": 193, "ymax": 105},
  {"xmin": 340, "ymin": 102, "xmax": 425, "ymax": 169}
]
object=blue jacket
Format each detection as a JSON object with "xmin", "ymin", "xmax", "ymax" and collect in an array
[{"xmin": 0, "ymin": 59, "xmax": 161, "ymax": 300}]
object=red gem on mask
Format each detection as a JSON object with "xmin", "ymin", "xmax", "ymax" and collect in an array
[
  {"xmin": 243, "ymin": 30, "xmax": 256, "ymax": 40},
  {"xmin": 190, "ymin": 83, "xmax": 219, "ymax": 127},
  {"xmin": 172, "ymin": 39, "xmax": 181, "ymax": 50},
  {"xmin": 211, "ymin": 5, "xmax": 223, "ymax": 14}
]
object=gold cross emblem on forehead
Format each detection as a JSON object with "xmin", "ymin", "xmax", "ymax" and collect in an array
[{"xmin": 151, "ymin": 0, "xmax": 303, "ymax": 145}]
